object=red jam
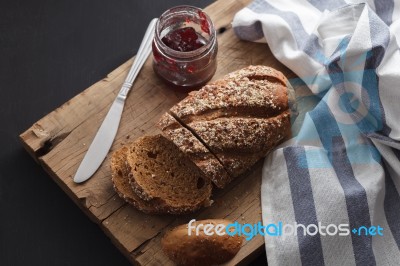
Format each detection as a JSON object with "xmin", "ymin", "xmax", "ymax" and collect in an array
[
  {"xmin": 198, "ymin": 10, "xmax": 210, "ymax": 34},
  {"xmin": 152, "ymin": 6, "xmax": 218, "ymax": 89},
  {"xmin": 161, "ymin": 27, "xmax": 206, "ymax": 52}
]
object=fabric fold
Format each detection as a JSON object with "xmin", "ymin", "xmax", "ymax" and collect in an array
[{"xmin": 233, "ymin": 0, "xmax": 400, "ymax": 265}]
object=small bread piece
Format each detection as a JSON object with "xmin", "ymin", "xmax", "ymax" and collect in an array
[
  {"xmin": 161, "ymin": 219, "xmax": 243, "ymax": 266},
  {"xmin": 110, "ymin": 146, "xmax": 160, "ymax": 214},
  {"xmin": 158, "ymin": 113, "xmax": 233, "ymax": 188},
  {"xmin": 126, "ymin": 134, "xmax": 212, "ymax": 214}
]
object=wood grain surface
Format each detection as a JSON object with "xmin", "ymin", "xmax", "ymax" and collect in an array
[{"xmin": 20, "ymin": 0, "xmax": 294, "ymax": 264}]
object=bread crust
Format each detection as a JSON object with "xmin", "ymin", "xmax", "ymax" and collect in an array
[{"xmin": 170, "ymin": 65, "xmax": 289, "ymax": 124}]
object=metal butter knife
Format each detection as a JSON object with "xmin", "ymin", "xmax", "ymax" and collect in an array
[{"xmin": 74, "ymin": 18, "xmax": 158, "ymax": 183}]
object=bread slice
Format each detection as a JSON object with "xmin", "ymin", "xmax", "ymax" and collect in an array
[
  {"xmin": 111, "ymin": 146, "xmax": 160, "ymax": 214},
  {"xmin": 164, "ymin": 65, "xmax": 291, "ymax": 181},
  {"xmin": 126, "ymin": 134, "xmax": 213, "ymax": 214},
  {"xmin": 187, "ymin": 111, "xmax": 290, "ymax": 177},
  {"xmin": 158, "ymin": 113, "xmax": 233, "ymax": 188}
]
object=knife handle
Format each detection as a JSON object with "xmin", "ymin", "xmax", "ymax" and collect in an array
[{"xmin": 118, "ymin": 18, "xmax": 158, "ymax": 100}]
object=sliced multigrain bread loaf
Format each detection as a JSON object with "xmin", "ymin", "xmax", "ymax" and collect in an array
[
  {"xmin": 162, "ymin": 65, "xmax": 291, "ymax": 182},
  {"xmin": 158, "ymin": 113, "xmax": 233, "ymax": 188},
  {"xmin": 111, "ymin": 146, "xmax": 162, "ymax": 214},
  {"xmin": 125, "ymin": 134, "xmax": 213, "ymax": 214}
]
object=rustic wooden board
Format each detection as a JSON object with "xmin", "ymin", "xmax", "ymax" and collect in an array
[{"xmin": 20, "ymin": 0, "xmax": 295, "ymax": 264}]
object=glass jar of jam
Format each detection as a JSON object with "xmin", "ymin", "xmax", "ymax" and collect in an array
[{"xmin": 152, "ymin": 6, "xmax": 218, "ymax": 89}]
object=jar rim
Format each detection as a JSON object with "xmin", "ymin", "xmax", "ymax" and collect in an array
[{"xmin": 154, "ymin": 5, "xmax": 216, "ymax": 59}]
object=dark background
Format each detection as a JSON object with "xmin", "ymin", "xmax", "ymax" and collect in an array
[{"xmin": 0, "ymin": 0, "xmax": 266, "ymax": 265}]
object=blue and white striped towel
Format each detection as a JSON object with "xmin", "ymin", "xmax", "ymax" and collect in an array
[{"xmin": 233, "ymin": 1, "xmax": 400, "ymax": 265}]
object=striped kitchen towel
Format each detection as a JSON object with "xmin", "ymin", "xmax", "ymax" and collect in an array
[{"xmin": 233, "ymin": 1, "xmax": 400, "ymax": 265}]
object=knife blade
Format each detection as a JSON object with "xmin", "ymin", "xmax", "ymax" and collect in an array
[{"xmin": 73, "ymin": 18, "xmax": 158, "ymax": 183}]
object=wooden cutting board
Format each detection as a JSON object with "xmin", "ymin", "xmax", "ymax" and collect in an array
[{"xmin": 20, "ymin": 0, "xmax": 294, "ymax": 264}]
